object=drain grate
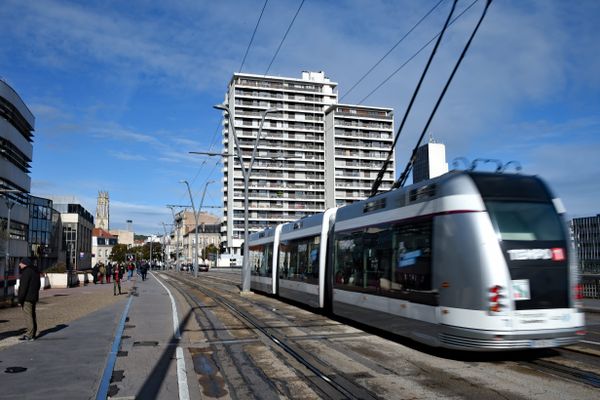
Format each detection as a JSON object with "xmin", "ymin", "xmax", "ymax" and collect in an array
[
  {"xmin": 133, "ymin": 341, "xmax": 159, "ymax": 347},
  {"xmin": 117, "ymin": 351, "xmax": 128, "ymax": 357},
  {"xmin": 108, "ymin": 384, "xmax": 119, "ymax": 397},
  {"xmin": 111, "ymin": 370, "xmax": 125, "ymax": 383},
  {"xmin": 124, "ymin": 325, "xmax": 136, "ymax": 329}
]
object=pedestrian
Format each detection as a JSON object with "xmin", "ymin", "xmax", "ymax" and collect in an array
[
  {"xmin": 92, "ymin": 263, "xmax": 99, "ymax": 284},
  {"xmin": 99, "ymin": 263, "xmax": 106, "ymax": 284},
  {"xmin": 127, "ymin": 262, "xmax": 134, "ymax": 280},
  {"xmin": 106, "ymin": 263, "xmax": 112, "ymax": 284},
  {"xmin": 113, "ymin": 263, "xmax": 122, "ymax": 295},
  {"xmin": 141, "ymin": 262, "xmax": 148, "ymax": 281},
  {"xmin": 17, "ymin": 258, "xmax": 41, "ymax": 341}
]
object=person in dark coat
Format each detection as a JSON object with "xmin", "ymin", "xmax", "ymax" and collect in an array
[
  {"xmin": 17, "ymin": 257, "xmax": 41, "ymax": 341},
  {"xmin": 113, "ymin": 263, "xmax": 123, "ymax": 296}
]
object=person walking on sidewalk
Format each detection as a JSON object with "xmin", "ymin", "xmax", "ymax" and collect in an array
[
  {"xmin": 113, "ymin": 263, "xmax": 123, "ymax": 296},
  {"xmin": 17, "ymin": 257, "xmax": 41, "ymax": 341},
  {"xmin": 99, "ymin": 263, "xmax": 106, "ymax": 284},
  {"xmin": 106, "ymin": 263, "xmax": 112, "ymax": 284}
]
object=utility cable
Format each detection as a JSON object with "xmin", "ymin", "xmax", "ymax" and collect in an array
[
  {"xmin": 395, "ymin": 0, "xmax": 493, "ymax": 189},
  {"xmin": 264, "ymin": 0, "xmax": 306, "ymax": 76},
  {"xmin": 341, "ymin": 0, "xmax": 446, "ymax": 102},
  {"xmin": 369, "ymin": 0, "xmax": 458, "ymax": 197},
  {"xmin": 359, "ymin": 0, "xmax": 479, "ymax": 105},
  {"xmin": 239, "ymin": 0, "xmax": 269, "ymax": 73}
]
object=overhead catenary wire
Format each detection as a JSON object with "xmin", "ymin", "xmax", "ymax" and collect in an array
[
  {"xmin": 340, "ymin": 0, "xmax": 446, "ymax": 102},
  {"xmin": 369, "ymin": 0, "xmax": 459, "ymax": 197},
  {"xmin": 358, "ymin": 0, "xmax": 479, "ymax": 105},
  {"xmin": 239, "ymin": 0, "xmax": 269, "ymax": 73},
  {"xmin": 395, "ymin": 0, "xmax": 493, "ymax": 189},
  {"xmin": 264, "ymin": 0, "xmax": 306, "ymax": 76}
]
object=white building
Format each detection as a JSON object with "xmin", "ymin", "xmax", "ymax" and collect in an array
[
  {"xmin": 412, "ymin": 138, "xmax": 448, "ymax": 184},
  {"xmin": 324, "ymin": 104, "xmax": 394, "ymax": 208},
  {"xmin": 92, "ymin": 227, "xmax": 117, "ymax": 266},
  {"xmin": 218, "ymin": 71, "xmax": 395, "ymax": 254}
]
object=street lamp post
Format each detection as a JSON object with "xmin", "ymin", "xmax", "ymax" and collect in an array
[
  {"xmin": 213, "ymin": 103, "xmax": 279, "ymax": 293},
  {"xmin": 181, "ymin": 180, "xmax": 215, "ymax": 278},
  {"xmin": 167, "ymin": 205, "xmax": 188, "ymax": 272},
  {"xmin": 198, "ymin": 180, "xmax": 215, "ymax": 273}
]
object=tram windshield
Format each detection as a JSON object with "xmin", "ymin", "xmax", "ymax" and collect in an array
[{"xmin": 485, "ymin": 201, "xmax": 565, "ymax": 241}]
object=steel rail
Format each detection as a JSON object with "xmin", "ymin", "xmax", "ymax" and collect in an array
[{"xmin": 166, "ymin": 273, "xmax": 380, "ymax": 400}]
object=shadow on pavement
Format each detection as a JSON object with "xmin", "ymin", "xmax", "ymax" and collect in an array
[
  {"xmin": 0, "ymin": 328, "xmax": 26, "ymax": 341},
  {"xmin": 36, "ymin": 324, "xmax": 69, "ymax": 339}
]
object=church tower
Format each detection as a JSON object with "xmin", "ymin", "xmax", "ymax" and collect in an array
[{"xmin": 96, "ymin": 191, "xmax": 110, "ymax": 230}]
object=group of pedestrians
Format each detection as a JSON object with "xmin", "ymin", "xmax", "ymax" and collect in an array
[{"xmin": 14, "ymin": 257, "xmax": 156, "ymax": 343}]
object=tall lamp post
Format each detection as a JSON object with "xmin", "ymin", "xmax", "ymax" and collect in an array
[
  {"xmin": 213, "ymin": 103, "xmax": 280, "ymax": 293},
  {"xmin": 181, "ymin": 180, "xmax": 214, "ymax": 278},
  {"xmin": 197, "ymin": 180, "xmax": 214, "ymax": 275},
  {"xmin": 1, "ymin": 189, "xmax": 22, "ymax": 300},
  {"xmin": 167, "ymin": 205, "xmax": 188, "ymax": 272}
]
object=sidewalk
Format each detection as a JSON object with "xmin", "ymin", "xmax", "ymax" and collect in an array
[{"xmin": 0, "ymin": 273, "xmax": 196, "ymax": 400}]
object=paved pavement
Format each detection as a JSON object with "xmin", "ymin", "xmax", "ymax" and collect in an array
[{"xmin": 0, "ymin": 272, "xmax": 200, "ymax": 400}]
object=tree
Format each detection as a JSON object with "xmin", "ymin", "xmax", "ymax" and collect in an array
[
  {"xmin": 202, "ymin": 244, "xmax": 219, "ymax": 261},
  {"xmin": 110, "ymin": 244, "xmax": 130, "ymax": 263}
]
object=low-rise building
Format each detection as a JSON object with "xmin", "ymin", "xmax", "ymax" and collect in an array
[
  {"xmin": 29, "ymin": 195, "xmax": 64, "ymax": 271},
  {"xmin": 92, "ymin": 228, "xmax": 117, "ymax": 266}
]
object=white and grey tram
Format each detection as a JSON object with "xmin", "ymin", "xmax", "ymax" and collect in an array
[{"xmin": 248, "ymin": 170, "xmax": 586, "ymax": 350}]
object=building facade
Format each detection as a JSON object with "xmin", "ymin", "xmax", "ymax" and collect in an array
[
  {"xmin": 92, "ymin": 227, "xmax": 117, "ymax": 266},
  {"xmin": 173, "ymin": 211, "xmax": 220, "ymax": 266},
  {"xmin": 324, "ymin": 104, "xmax": 394, "ymax": 208},
  {"xmin": 412, "ymin": 138, "xmax": 449, "ymax": 184},
  {"xmin": 50, "ymin": 198, "xmax": 94, "ymax": 271},
  {"xmin": 219, "ymin": 71, "xmax": 395, "ymax": 254},
  {"xmin": 1, "ymin": 79, "xmax": 34, "ymax": 297},
  {"xmin": 571, "ymin": 214, "xmax": 600, "ymax": 298},
  {"xmin": 29, "ymin": 195, "xmax": 64, "ymax": 271}
]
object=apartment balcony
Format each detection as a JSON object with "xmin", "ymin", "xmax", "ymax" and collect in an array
[
  {"xmin": 334, "ymin": 129, "xmax": 393, "ymax": 140},
  {"xmin": 333, "ymin": 120, "xmax": 392, "ymax": 129}
]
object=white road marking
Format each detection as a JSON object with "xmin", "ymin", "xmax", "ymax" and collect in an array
[{"xmin": 152, "ymin": 272, "xmax": 190, "ymax": 400}]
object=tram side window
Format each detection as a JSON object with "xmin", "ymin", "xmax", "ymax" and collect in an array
[
  {"xmin": 391, "ymin": 221, "xmax": 432, "ymax": 291},
  {"xmin": 334, "ymin": 220, "xmax": 433, "ymax": 294},
  {"xmin": 333, "ymin": 228, "xmax": 392, "ymax": 292},
  {"xmin": 249, "ymin": 244, "xmax": 265, "ymax": 276},
  {"xmin": 278, "ymin": 236, "xmax": 320, "ymax": 284}
]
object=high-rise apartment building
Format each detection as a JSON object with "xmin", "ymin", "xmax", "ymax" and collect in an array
[
  {"xmin": 219, "ymin": 71, "xmax": 394, "ymax": 254},
  {"xmin": 324, "ymin": 104, "xmax": 394, "ymax": 208}
]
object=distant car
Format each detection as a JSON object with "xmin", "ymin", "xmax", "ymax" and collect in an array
[
  {"xmin": 181, "ymin": 264, "xmax": 189, "ymax": 271},
  {"xmin": 198, "ymin": 264, "xmax": 209, "ymax": 272}
]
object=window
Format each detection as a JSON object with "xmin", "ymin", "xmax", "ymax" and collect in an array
[
  {"xmin": 278, "ymin": 236, "xmax": 320, "ymax": 284},
  {"xmin": 334, "ymin": 219, "xmax": 435, "ymax": 304},
  {"xmin": 486, "ymin": 202, "xmax": 565, "ymax": 241}
]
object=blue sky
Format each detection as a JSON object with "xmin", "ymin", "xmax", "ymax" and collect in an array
[{"xmin": 1, "ymin": 0, "xmax": 599, "ymax": 234}]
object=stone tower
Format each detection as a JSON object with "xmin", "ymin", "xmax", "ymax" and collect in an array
[{"xmin": 96, "ymin": 191, "xmax": 110, "ymax": 230}]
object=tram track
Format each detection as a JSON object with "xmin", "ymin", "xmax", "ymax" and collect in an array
[
  {"xmin": 167, "ymin": 272, "xmax": 600, "ymax": 399},
  {"xmin": 517, "ymin": 344, "xmax": 600, "ymax": 389},
  {"xmin": 165, "ymin": 272, "xmax": 381, "ymax": 400}
]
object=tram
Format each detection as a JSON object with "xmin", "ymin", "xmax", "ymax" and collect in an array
[{"xmin": 248, "ymin": 170, "xmax": 586, "ymax": 350}]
